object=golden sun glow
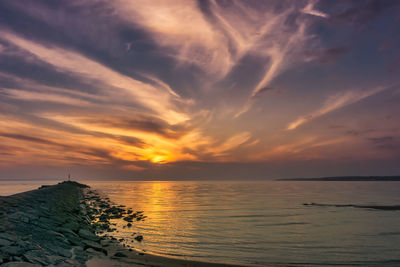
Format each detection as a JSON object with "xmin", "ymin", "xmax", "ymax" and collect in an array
[{"xmin": 0, "ymin": 0, "xmax": 398, "ymax": 178}]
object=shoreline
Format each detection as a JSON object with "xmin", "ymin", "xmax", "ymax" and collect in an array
[{"xmin": 0, "ymin": 181, "xmax": 246, "ymax": 267}]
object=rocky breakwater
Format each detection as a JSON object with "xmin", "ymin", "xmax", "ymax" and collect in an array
[{"xmin": 0, "ymin": 181, "xmax": 142, "ymax": 267}]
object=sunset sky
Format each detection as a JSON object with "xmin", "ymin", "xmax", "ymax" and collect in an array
[{"xmin": 0, "ymin": 0, "xmax": 399, "ymax": 180}]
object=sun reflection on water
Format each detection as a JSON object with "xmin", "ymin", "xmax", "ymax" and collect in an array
[{"xmin": 87, "ymin": 181, "xmax": 400, "ymax": 266}]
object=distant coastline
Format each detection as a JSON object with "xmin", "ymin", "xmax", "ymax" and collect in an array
[{"xmin": 276, "ymin": 176, "xmax": 400, "ymax": 181}]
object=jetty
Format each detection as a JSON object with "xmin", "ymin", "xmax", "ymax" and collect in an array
[{"xmin": 0, "ymin": 181, "xmax": 239, "ymax": 267}]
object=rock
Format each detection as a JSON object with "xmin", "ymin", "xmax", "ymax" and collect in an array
[
  {"xmin": 56, "ymin": 227, "xmax": 78, "ymax": 237},
  {"xmin": 78, "ymin": 229, "xmax": 99, "ymax": 241},
  {"xmin": 85, "ymin": 248, "xmax": 103, "ymax": 256},
  {"xmin": 21, "ymin": 236, "xmax": 31, "ymax": 241},
  {"xmin": 63, "ymin": 221, "xmax": 80, "ymax": 232},
  {"xmin": 46, "ymin": 230, "xmax": 65, "ymax": 239},
  {"xmin": 8, "ymin": 212, "xmax": 32, "ymax": 224},
  {"xmin": 134, "ymin": 235, "xmax": 143, "ymax": 242},
  {"xmin": 52, "ymin": 216, "xmax": 68, "ymax": 226},
  {"xmin": 82, "ymin": 239, "xmax": 102, "ymax": 250},
  {"xmin": 63, "ymin": 233, "xmax": 83, "ymax": 246},
  {"xmin": 16, "ymin": 240, "xmax": 37, "ymax": 251},
  {"xmin": 0, "ymin": 182, "xmax": 142, "ymax": 267},
  {"xmin": 114, "ymin": 252, "xmax": 127, "ymax": 257},
  {"xmin": 61, "ymin": 259, "xmax": 83, "ymax": 266},
  {"xmin": 7, "ymin": 212, "xmax": 24, "ymax": 222},
  {"xmin": 80, "ymin": 204, "xmax": 87, "ymax": 215},
  {"xmin": 1, "ymin": 262, "xmax": 41, "ymax": 267},
  {"xmin": 0, "ymin": 238, "xmax": 13, "ymax": 247},
  {"xmin": 1, "ymin": 246, "xmax": 24, "ymax": 256},
  {"xmin": 100, "ymin": 239, "xmax": 111, "ymax": 246},
  {"xmin": 82, "ymin": 240, "xmax": 107, "ymax": 255},
  {"xmin": 31, "ymin": 220, "xmax": 51, "ymax": 230},
  {"xmin": 22, "ymin": 250, "xmax": 49, "ymax": 265},
  {"xmin": 37, "ymin": 217, "xmax": 53, "ymax": 227},
  {"xmin": 46, "ymin": 255, "xmax": 65, "ymax": 265},
  {"xmin": 50, "ymin": 236, "xmax": 72, "ymax": 249},
  {"xmin": 0, "ymin": 233, "xmax": 18, "ymax": 242},
  {"xmin": 72, "ymin": 246, "xmax": 84, "ymax": 253},
  {"xmin": 54, "ymin": 247, "xmax": 72, "ymax": 258},
  {"xmin": 72, "ymin": 246, "xmax": 89, "ymax": 263},
  {"xmin": 123, "ymin": 216, "xmax": 134, "ymax": 222},
  {"xmin": 11, "ymin": 256, "xmax": 23, "ymax": 261},
  {"xmin": 98, "ymin": 214, "xmax": 110, "ymax": 222},
  {"xmin": 92, "ymin": 222, "xmax": 109, "ymax": 231}
]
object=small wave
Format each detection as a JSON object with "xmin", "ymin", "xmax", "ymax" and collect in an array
[
  {"xmin": 257, "ymin": 260, "xmax": 400, "ymax": 266},
  {"xmin": 226, "ymin": 213, "xmax": 303, "ymax": 218},
  {"xmin": 379, "ymin": 231, "xmax": 400, "ymax": 236},
  {"xmin": 253, "ymin": 222, "xmax": 309, "ymax": 227},
  {"xmin": 227, "ymin": 214, "xmax": 270, "ymax": 218},
  {"xmin": 303, "ymin": 202, "xmax": 400, "ymax": 211},
  {"xmin": 159, "ymin": 252, "xmax": 189, "ymax": 257}
]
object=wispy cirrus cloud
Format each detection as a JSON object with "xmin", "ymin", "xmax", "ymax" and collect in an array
[
  {"xmin": 108, "ymin": 0, "xmax": 232, "ymax": 78},
  {"xmin": 1, "ymin": 88, "xmax": 92, "ymax": 106},
  {"xmin": 208, "ymin": 131, "xmax": 252, "ymax": 157},
  {"xmin": 0, "ymin": 0, "xmax": 399, "ymax": 178},
  {"xmin": 286, "ymin": 86, "xmax": 390, "ymax": 130},
  {"xmin": 110, "ymin": 0, "xmax": 319, "ymax": 110},
  {"xmin": 302, "ymin": 0, "xmax": 328, "ymax": 18},
  {"xmin": 0, "ymin": 30, "xmax": 187, "ymax": 124}
]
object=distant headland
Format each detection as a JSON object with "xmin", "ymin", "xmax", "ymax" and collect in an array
[{"xmin": 276, "ymin": 176, "xmax": 400, "ymax": 181}]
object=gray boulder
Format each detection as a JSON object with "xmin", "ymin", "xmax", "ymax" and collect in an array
[
  {"xmin": 78, "ymin": 229, "xmax": 99, "ymax": 241},
  {"xmin": 1, "ymin": 246, "xmax": 24, "ymax": 256},
  {"xmin": 0, "ymin": 238, "xmax": 13, "ymax": 247},
  {"xmin": 22, "ymin": 250, "xmax": 50, "ymax": 265},
  {"xmin": 0, "ymin": 233, "xmax": 18, "ymax": 242},
  {"xmin": 82, "ymin": 239, "xmax": 102, "ymax": 250},
  {"xmin": 1, "ymin": 262, "xmax": 41, "ymax": 267}
]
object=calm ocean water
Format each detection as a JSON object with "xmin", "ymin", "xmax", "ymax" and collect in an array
[{"xmin": 2, "ymin": 180, "xmax": 400, "ymax": 266}]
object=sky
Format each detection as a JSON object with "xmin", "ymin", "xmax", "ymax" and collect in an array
[{"xmin": 0, "ymin": 0, "xmax": 399, "ymax": 180}]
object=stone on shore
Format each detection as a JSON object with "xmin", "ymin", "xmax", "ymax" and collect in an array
[
  {"xmin": 0, "ymin": 181, "xmax": 94, "ymax": 265},
  {"xmin": 0, "ymin": 233, "xmax": 18, "ymax": 242},
  {"xmin": 0, "ymin": 181, "xmax": 156, "ymax": 267},
  {"xmin": 1, "ymin": 246, "xmax": 24, "ymax": 256},
  {"xmin": 0, "ymin": 238, "xmax": 13, "ymax": 247},
  {"xmin": 82, "ymin": 239, "xmax": 103, "ymax": 250},
  {"xmin": 78, "ymin": 229, "xmax": 100, "ymax": 241},
  {"xmin": 1, "ymin": 262, "xmax": 41, "ymax": 267}
]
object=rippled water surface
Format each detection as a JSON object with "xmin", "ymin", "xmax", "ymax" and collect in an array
[
  {"xmin": 84, "ymin": 181, "xmax": 400, "ymax": 266},
  {"xmin": 2, "ymin": 180, "xmax": 400, "ymax": 266}
]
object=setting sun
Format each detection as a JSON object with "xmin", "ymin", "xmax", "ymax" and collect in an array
[{"xmin": 0, "ymin": 1, "xmax": 399, "ymax": 267}]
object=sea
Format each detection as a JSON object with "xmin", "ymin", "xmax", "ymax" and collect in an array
[{"xmin": 1, "ymin": 180, "xmax": 400, "ymax": 266}]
